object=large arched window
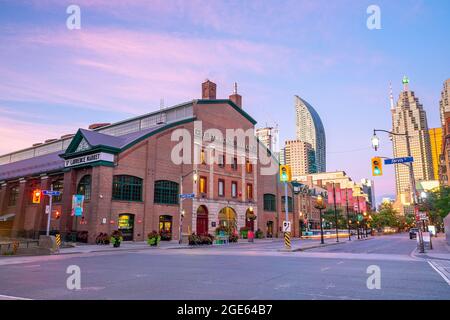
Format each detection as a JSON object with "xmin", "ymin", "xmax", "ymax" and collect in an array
[
  {"xmin": 112, "ymin": 175, "xmax": 143, "ymax": 201},
  {"xmin": 263, "ymin": 194, "xmax": 276, "ymax": 212},
  {"xmin": 77, "ymin": 175, "xmax": 92, "ymax": 201},
  {"xmin": 51, "ymin": 179, "xmax": 64, "ymax": 203},
  {"xmin": 281, "ymin": 196, "xmax": 293, "ymax": 212},
  {"xmin": 154, "ymin": 180, "xmax": 179, "ymax": 204}
]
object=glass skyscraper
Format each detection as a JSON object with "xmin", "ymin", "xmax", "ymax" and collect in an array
[{"xmin": 294, "ymin": 95, "xmax": 326, "ymax": 172}]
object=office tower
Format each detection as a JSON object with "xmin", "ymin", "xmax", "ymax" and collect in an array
[
  {"xmin": 429, "ymin": 128, "xmax": 443, "ymax": 180},
  {"xmin": 284, "ymin": 139, "xmax": 316, "ymax": 177},
  {"xmin": 391, "ymin": 77, "xmax": 434, "ymax": 214}
]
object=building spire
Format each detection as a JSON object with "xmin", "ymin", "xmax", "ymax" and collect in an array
[
  {"xmin": 389, "ymin": 82, "xmax": 395, "ymax": 110},
  {"xmin": 402, "ymin": 75, "xmax": 409, "ymax": 92}
]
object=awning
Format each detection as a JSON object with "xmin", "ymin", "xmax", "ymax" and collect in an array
[{"xmin": 0, "ymin": 213, "xmax": 15, "ymax": 221}]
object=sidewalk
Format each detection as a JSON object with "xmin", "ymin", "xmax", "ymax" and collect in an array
[
  {"xmin": 58, "ymin": 238, "xmax": 280, "ymax": 255},
  {"xmin": 412, "ymin": 233, "xmax": 450, "ymax": 260}
]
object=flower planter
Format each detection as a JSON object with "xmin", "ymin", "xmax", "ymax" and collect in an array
[{"xmin": 240, "ymin": 230, "xmax": 248, "ymax": 239}]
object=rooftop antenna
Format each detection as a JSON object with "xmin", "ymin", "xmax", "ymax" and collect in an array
[
  {"xmin": 233, "ymin": 82, "xmax": 238, "ymax": 94},
  {"xmin": 389, "ymin": 82, "xmax": 395, "ymax": 110},
  {"xmin": 157, "ymin": 98, "xmax": 166, "ymax": 125}
]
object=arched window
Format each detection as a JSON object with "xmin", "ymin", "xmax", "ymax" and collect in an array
[
  {"xmin": 263, "ymin": 194, "xmax": 276, "ymax": 212},
  {"xmin": 77, "ymin": 175, "xmax": 92, "ymax": 201},
  {"xmin": 52, "ymin": 179, "xmax": 64, "ymax": 203},
  {"xmin": 281, "ymin": 196, "xmax": 293, "ymax": 212},
  {"xmin": 154, "ymin": 180, "xmax": 179, "ymax": 204},
  {"xmin": 112, "ymin": 175, "xmax": 143, "ymax": 201}
]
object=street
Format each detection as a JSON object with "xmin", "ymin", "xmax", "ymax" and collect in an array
[{"xmin": 0, "ymin": 234, "xmax": 449, "ymax": 300}]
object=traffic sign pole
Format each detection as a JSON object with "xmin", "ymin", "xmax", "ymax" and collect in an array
[
  {"xmin": 46, "ymin": 185, "xmax": 53, "ymax": 236},
  {"xmin": 284, "ymin": 181, "xmax": 291, "ymax": 250}
]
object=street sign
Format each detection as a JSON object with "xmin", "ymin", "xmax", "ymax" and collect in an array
[
  {"xmin": 384, "ymin": 157, "xmax": 414, "ymax": 165},
  {"xmin": 179, "ymin": 193, "xmax": 195, "ymax": 199},
  {"xmin": 283, "ymin": 221, "xmax": 291, "ymax": 232},
  {"xmin": 42, "ymin": 190, "xmax": 61, "ymax": 196}
]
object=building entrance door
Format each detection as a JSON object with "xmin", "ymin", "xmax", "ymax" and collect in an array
[
  {"xmin": 118, "ymin": 214, "xmax": 134, "ymax": 241},
  {"xmin": 196, "ymin": 205, "xmax": 209, "ymax": 235},
  {"xmin": 159, "ymin": 215, "xmax": 173, "ymax": 240}
]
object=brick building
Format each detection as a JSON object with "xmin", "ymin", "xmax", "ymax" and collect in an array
[{"xmin": 0, "ymin": 80, "xmax": 307, "ymax": 243}]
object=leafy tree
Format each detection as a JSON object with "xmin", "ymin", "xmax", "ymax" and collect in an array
[
  {"xmin": 323, "ymin": 209, "xmax": 347, "ymax": 229},
  {"xmin": 371, "ymin": 202, "xmax": 400, "ymax": 230},
  {"xmin": 426, "ymin": 186, "xmax": 450, "ymax": 220}
]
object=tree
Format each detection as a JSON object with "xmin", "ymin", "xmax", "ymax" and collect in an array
[
  {"xmin": 427, "ymin": 186, "xmax": 450, "ymax": 220},
  {"xmin": 323, "ymin": 209, "xmax": 346, "ymax": 229},
  {"xmin": 371, "ymin": 202, "xmax": 400, "ymax": 230}
]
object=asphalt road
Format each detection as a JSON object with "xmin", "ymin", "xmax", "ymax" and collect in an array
[{"xmin": 0, "ymin": 234, "xmax": 449, "ymax": 300}]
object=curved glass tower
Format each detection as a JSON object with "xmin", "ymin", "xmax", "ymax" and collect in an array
[{"xmin": 294, "ymin": 95, "xmax": 326, "ymax": 172}]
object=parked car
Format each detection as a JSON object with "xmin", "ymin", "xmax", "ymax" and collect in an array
[{"xmin": 409, "ymin": 228, "xmax": 419, "ymax": 239}]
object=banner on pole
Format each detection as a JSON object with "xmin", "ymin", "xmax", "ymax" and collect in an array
[{"xmin": 72, "ymin": 195, "xmax": 84, "ymax": 217}]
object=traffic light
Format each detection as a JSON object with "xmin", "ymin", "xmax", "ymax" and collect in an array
[
  {"xmin": 32, "ymin": 189, "xmax": 41, "ymax": 204},
  {"xmin": 55, "ymin": 210, "xmax": 61, "ymax": 220},
  {"xmin": 371, "ymin": 157, "xmax": 383, "ymax": 176},
  {"xmin": 279, "ymin": 165, "xmax": 292, "ymax": 182}
]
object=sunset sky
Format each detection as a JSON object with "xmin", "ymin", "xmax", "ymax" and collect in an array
[{"xmin": 0, "ymin": 0, "xmax": 449, "ymax": 203}]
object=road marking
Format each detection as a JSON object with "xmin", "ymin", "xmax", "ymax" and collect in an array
[
  {"xmin": 321, "ymin": 267, "xmax": 330, "ymax": 272},
  {"xmin": 0, "ymin": 294, "xmax": 32, "ymax": 300},
  {"xmin": 428, "ymin": 260, "xmax": 450, "ymax": 286}
]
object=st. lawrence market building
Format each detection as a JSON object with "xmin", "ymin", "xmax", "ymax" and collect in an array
[{"xmin": 0, "ymin": 80, "xmax": 297, "ymax": 243}]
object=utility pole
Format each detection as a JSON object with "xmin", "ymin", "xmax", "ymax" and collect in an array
[{"xmin": 333, "ymin": 183, "xmax": 339, "ymax": 242}]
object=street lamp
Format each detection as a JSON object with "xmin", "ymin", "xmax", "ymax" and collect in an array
[
  {"xmin": 179, "ymin": 169, "xmax": 198, "ymax": 244},
  {"xmin": 371, "ymin": 128, "xmax": 424, "ymax": 252},
  {"xmin": 371, "ymin": 133, "xmax": 380, "ymax": 151},
  {"xmin": 314, "ymin": 194, "xmax": 326, "ymax": 244}
]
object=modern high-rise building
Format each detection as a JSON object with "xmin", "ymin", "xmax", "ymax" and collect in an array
[
  {"xmin": 391, "ymin": 77, "xmax": 434, "ymax": 214},
  {"xmin": 429, "ymin": 127, "xmax": 443, "ymax": 180},
  {"xmin": 256, "ymin": 127, "xmax": 274, "ymax": 151},
  {"xmin": 294, "ymin": 95, "xmax": 326, "ymax": 172},
  {"xmin": 439, "ymin": 79, "xmax": 450, "ymax": 127},
  {"xmin": 360, "ymin": 178, "xmax": 376, "ymax": 210},
  {"xmin": 284, "ymin": 139, "xmax": 316, "ymax": 177}
]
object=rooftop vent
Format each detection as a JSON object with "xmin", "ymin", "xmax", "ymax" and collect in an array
[{"xmin": 88, "ymin": 123, "xmax": 111, "ymax": 130}]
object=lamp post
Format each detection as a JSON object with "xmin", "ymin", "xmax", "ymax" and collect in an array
[
  {"xmin": 314, "ymin": 194, "xmax": 326, "ymax": 244},
  {"xmin": 179, "ymin": 170, "xmax": 198, "ymax": 244},
  {"xmin": 332, "ymin": 182, "xmax": 339, "ymax": 243},
  {"xmin": 371, "ymin": 128, "xmax": 424, "ymax": 253},
  {"xmin": 345, "ymin": 188, "xmax": 351, "ymax": 241}
]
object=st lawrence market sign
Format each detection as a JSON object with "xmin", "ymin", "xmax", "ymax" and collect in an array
[{"xmin": 64, "ymin": 152, "xmax": 114, "ymax": 168}]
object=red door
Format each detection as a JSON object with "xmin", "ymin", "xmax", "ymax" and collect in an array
[{"xmin": 197, "ymin": 214, "xmax": 208, "ymax": 235}]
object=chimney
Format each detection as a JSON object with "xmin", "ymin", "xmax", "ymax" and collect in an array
[
  {"xmin": 89, "ymin": 123, "xmax": 111, "ymax": 130},
  {"xmin": 229, "ymin": 82, "xmax": 242, "ymax": 108},
  {"xmin": 201, "ymin": 79, "xmax": 216, "ymax": 100}
]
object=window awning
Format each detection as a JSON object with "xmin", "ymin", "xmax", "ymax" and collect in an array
[{"xmin": 0, "ymin": 213, "xmax": 15, "ymax": 221}]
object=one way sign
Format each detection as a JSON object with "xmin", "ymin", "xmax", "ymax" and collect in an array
[{"xmin": 283, "ymin": 221, "xmax": 291, "ymax": 232}]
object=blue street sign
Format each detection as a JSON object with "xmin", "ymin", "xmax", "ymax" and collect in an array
[
  {"xmin": 43, "ymin": 190, "xmax": 61, "ymax": 196},
  {"xmin": 384, "ymin": 157, "xmax": 414, "ymax": 165},
  {"xmin": 179, "ymin": 193, "xmax": 195, "ymax": 199}
]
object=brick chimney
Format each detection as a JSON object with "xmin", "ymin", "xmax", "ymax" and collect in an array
[
  {"xmin": 202, "ymin": 79, "xmax": 216, "ymax": 99},
  {"xmin": 229, "ymin": 82, "xmax": 242, "ymax": 108}
]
